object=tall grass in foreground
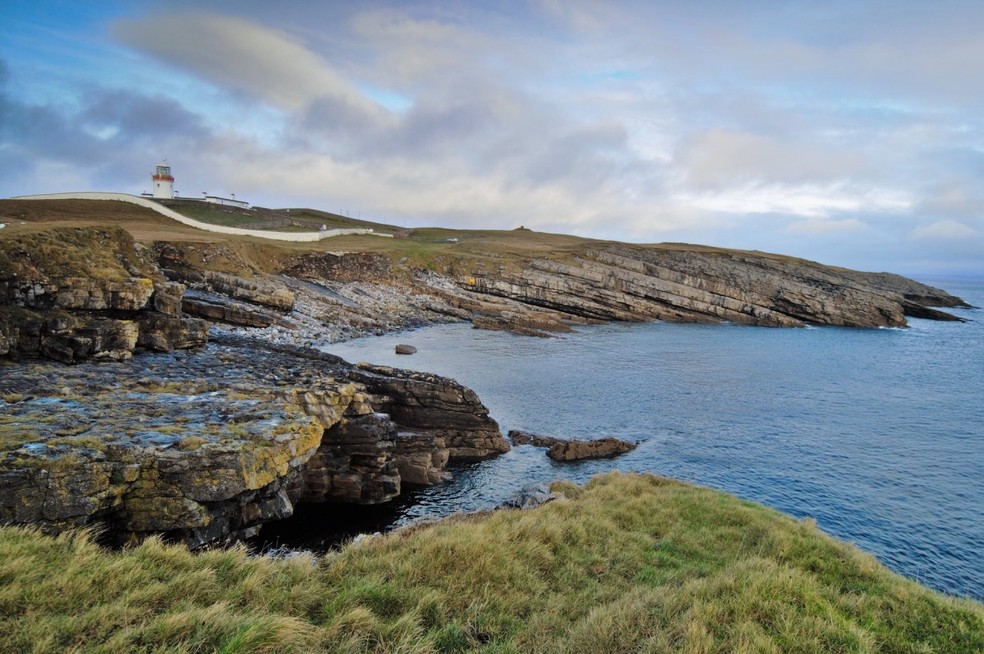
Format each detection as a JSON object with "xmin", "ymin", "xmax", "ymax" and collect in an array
[{"xmin": 1, "ymin": 472, "xmax": 981, "ymax": 653}]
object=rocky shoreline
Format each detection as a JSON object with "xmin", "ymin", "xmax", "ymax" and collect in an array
[
  {"xmin": 0, "ymin": 221, "xmax": 973, "ymax": 549},
  {"xmin": 0, "ymin": 338, "xmax": 507, "ymax": 548}
]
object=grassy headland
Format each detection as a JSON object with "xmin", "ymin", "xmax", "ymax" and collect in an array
[
  {"xmin": 0, "ymin": 198, "xmax": 599, "ymax": 278},
  {"xmin": 2, "ymin": 473, "xmax": 981, "ymax": 653}
]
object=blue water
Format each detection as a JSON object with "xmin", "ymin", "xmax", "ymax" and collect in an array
[{"xmin": 324, "ymin": 278, "xmax": 984, "ymax": 601}]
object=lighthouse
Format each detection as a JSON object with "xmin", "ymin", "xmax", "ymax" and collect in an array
[{"xmin": 151, "ymin": 162, "xmax": 175, "ymax": 199}]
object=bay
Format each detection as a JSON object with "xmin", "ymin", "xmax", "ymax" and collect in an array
[{"xmin": 320, "ymin": 277, "xmax": 984, "ymax": 601}]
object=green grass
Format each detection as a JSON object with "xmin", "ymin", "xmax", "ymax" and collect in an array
[
  {"xmin": 1, "ymin": 472, "xmax": 981, "ymax": 653},
  {"xmin": 0, "ymin": 226, "xmax": 159, "ymax": 281},
  {"xmin": 161, "ymin": 203, "xmax": 397, "ymax": 234},
  {"xmin": 161, "ymin": 203, "xmax": 268, "ymax": 228}
]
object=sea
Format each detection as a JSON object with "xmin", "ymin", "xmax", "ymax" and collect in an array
[{"xmin": 266, "ymin": 277, "xmax": 984, "ymax": 601}]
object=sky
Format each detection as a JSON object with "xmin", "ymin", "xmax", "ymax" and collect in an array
[{"xmin": 2, "ymin": 1, "xmax": 983, "ymax": 276}]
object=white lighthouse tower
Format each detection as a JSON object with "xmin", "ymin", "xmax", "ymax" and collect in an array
[{"xmin": 151, "ymin": 162, "xmax": 175, "ymax": 199}]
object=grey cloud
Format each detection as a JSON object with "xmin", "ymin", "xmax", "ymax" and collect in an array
[
  {"xmin": 0, "ymin": 63, "xmax": 219, "ymax": 195},
  {"xmin": 517, "ymin": 121, "xmax": 630, "ymax": 187},
  {"xmin": 916, "ymin": 177, "xmax": 984, "ymax": 221},
  {"xmin": 0, "ymin": 96, "xmax": 103, "ymax": 164},
  {"xmin": 82, "ymin": 90, "xmax": 210, "ymax": 141},
  {"xmin": 678, "ymin": 129, "xmax": 869, "ymax": 188},
  {"xmin": 112, "ymin": 12, "xmax": 380, "ymax": 114}
]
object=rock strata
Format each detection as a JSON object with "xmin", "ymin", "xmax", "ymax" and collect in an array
[
  {"xmin": 0, "ymin": 228, "xmax": 208, "ymax": 362},
  {"xmin": 165, "ymin": 268, "xmax": 295, "ymax": 312},
  {"xmin": 463, "ymin": 246, "xmax": 968, "ymax": 328},
  {"xmin": 0, "ymin": 337, "xmax": 508, "ymax": 548},
  {"xmin": 350, "ymin": 363, "xmax": 510, "ymax": 461}
]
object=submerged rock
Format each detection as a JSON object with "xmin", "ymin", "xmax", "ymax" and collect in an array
[
  {"xmin": 395, "ymin": 344, "xmax": 417, "ymax": 355},
  {"xmin": 508, "ymin": 429, "xmax": 565, "ymax": 448}
]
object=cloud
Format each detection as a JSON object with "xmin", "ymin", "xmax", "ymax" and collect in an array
[
  {"xmin": 912, "ymin": 220, "xmax": 978, "ymax": 240},
  {"xmin": 348, "ymin": 9, "xmax": 507, "ymax": 90},
  {"xmin": 81, "ymin": 90, "xmax": 210, "ymax": 141},
  {"xmin": 7, "ymin": 3, "xmax": 984, "ymax": 274},
  {"xmin": 916, "ymin": 180, "xmax": 984, "ymax": 219},
  {"xmin": 112, "ymin": 12, "xmax": 380, "ymax": 114},
  {"xmin": 785, "ymin": 218, "xmax": 868, "ymax": 235},
  {"xmin": 679, "ymin": 129, "xmax": 869, "ymax": 187},
  {"xmin": 675, "ymin": 182, "xmax": 911, "ymax": 219}
]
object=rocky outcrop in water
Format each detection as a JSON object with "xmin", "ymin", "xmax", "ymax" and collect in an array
[
  {"xmin": 546, "ymin": 438, "xmax": 637, "ymax": 462},
  {"xmin": 508, "ymin": 430, "xmax": 637, "ymax": 461},
  {"xmin": 349, "ymin": 363, "xmax": 510, "ymax": 461}
]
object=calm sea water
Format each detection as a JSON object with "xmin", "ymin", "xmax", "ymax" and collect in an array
[{"xmin": 316, "ymin": 277, "xmax": 983, "ymax": 601}]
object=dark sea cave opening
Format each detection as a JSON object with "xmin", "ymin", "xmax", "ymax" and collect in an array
[{"xmin": 246, "ymin": 485, "xmax": 428, "ymax": 554}]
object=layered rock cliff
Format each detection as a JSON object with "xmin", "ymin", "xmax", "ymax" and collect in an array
[
  {"xmin": 0, "ymin": 339, "xmax": 508, "ymax": 548},
  {"xmin": 0, "ymin": 226, "xmax": 509, "ymax": 547},
  {"xmin": 0, "ymin": 216, "xmax": 971, "ymax": 549},
  {"xmin": 460, "ymin": 245, "xmax": 968, "ymax": 329},
  {"xmin": 0, "ymin": 227, "xmax": 207, "ymax": 362}
]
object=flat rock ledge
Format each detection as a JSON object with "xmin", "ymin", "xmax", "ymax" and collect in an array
[
  {"xmin": 508, "ymin": 430, "xmax": 637, "ymax": 461},
  {"xmin": 0, "ymin": 341, "xmax": 509, "ymax": 549}
]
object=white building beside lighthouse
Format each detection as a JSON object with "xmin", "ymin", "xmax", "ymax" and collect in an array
[
  {"xmin": 151, "ymin": 162, "xmax": 175, "ymax": 199},
  {"xmin": 143, "ymin": 161, "xmax": 250, "ymax": 208}
]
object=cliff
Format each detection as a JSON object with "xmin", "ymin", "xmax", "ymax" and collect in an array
[
  {"xmin": 0, "ymin": 206, "xmax": 972, "ymax": 548},
  {"xmin": 0, "ymin": 225, "xmax": 508, "ymax": 547},
  {"xmin": 0, "ymin": 340, "xmax": 508, "ymax": 548},
  {"xmin": 461, "ymin": 245, "xmax": 968, "ymax": 329},
  {"xmin": 0, "ymin": 227, "xmax": 207, "ymax": 361}
]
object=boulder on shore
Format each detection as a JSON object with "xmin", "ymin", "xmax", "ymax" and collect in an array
[{"xmin": 501, "ymin": 483, "xmax": 556, "ymax": 510}]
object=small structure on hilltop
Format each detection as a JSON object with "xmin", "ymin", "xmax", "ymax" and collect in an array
[
  {"xmin": 151, "ymin": 161, "xmax": 174, "ymax": 199},
  {"xmin": 202, "ymin": 192, "xmax": 249, "ymax": 209}
]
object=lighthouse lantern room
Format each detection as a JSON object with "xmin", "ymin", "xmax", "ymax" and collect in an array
[{"xmin": 152, "ymin": 162, "xmax": 175, "ymax": 199}]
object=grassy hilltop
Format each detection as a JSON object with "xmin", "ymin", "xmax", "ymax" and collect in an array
[
  {"xmin": 2, "ymin": 473, "xmax": 981, "ymax": 653},
  {"xmin": 0, "ymin": 198, "xmax": 724, "ymax": 277}
]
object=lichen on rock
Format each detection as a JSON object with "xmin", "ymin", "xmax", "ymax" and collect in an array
[{"xmin": 0, "ymin": 336, "xmax": 509, "ymax": 548}]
